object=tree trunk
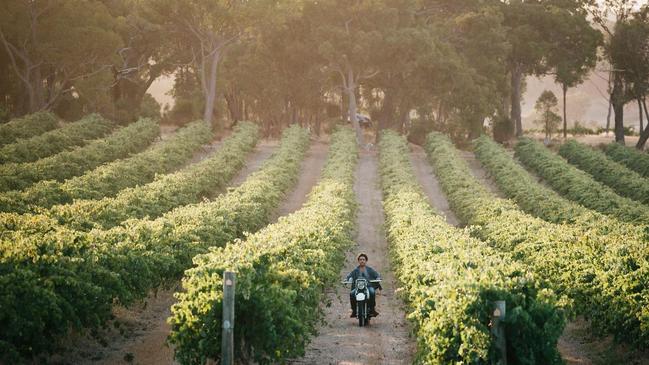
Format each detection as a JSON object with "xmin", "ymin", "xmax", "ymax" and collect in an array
[
  {"xmin": 613, "ymin": 101, "xmax": 625, "ymax": 144},
  {"xmin": 314, "ymin": 113, "xmax": 321, "ymax": 136},
  {"xmin": 436, "ymin": 99, "xmax": 444, "ymax": 124},
  {"xmin": 612, "ymin": 73, "xmax": 625, "ymax": 144},
  {"xmin": 563, "ymin": 83, "xmax": 568, "ymax": 139},
  {"xmin": 346, "ymin": 69, "xmax": 363, "ymax": 145},
  {"xmin": 376, "ymin": 89, "xmax": 394, "ymax": 142},
  {"xmin": 203, "ymin": 49, "xmax": 221, "ymax": 129},
  {"xmin": 644, "ymin": 97, "xmax": 649, "ymax": 128},
  {"xmin": 468, "ymin": 112, "xmax": 483, "ymax": 140},
  {"xmin": 510, "ymin": 63, "xmax": 523, "ymax": 137},
  {"xmin": 637, "ymin": 97, "xmax": 649, "ymax": 149},
  {"xmin": 606, "ymin": 97, "xmax": 612, "ymax": 135},
  {"xmin": 347, "ymin": 85, "xmax": 363, "ymax": 145},
  {"xmin": 398, "ymin": 104, "xmax": 410, "ymax": 134},
  {"xmin": 341, "ymin": 91, "xmax": 348, "ymax": 122},
  {"xmin": 224, "ymin": 92, "xmax": 241, "ymax": 122},
  {"xmin": 639, "ymin": 97, "xmax": 644, "ymax": 135}
]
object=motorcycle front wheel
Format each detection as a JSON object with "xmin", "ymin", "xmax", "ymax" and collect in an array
[{"xmin": 358, "ymin": 303, "xmax": 366, "ymax": 327}]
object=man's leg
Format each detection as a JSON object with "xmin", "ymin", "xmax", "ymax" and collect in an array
[
  {"xmin": 368, "ymin": 287, "xmax": 378, "ymax": 316},
  {"xmin": 350, "ymin": 290, "xmax": 357, "ymax": 317}
]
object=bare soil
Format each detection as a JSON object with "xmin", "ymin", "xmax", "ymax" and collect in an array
[
  {"xmin": 458, "ymin": 150, "xmax": 506, "ymax": 198},
  {"xmin": 409, "ymin": 144, "xmax": 459, "ymax": 226},
  {"xmin": 228, "ymin": 141, "xmax": 279, "ymax": 187},
  {"xmin": 559, "ymin": 318, "xmax": 649, "ymax": 365},
  {"xmin": 273, "ymin": 141, "xmax": 329, "ymax": 219},
  {"xmin": 50, "ymin": 143, "xmax": 280, "ymax": 365},
  {"xmin": 159, "ymin": 125, "xmax": 179, "ymax": 139},
  {"xmin": 291, "ymin": 150, "xmax": 415, "ymax": 365}
]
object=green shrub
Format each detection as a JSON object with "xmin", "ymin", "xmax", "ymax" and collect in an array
[
  {"xmin": 604, "ymin": 142, "xmax": 649, "ymax": 178},
  {"xmin": 559, "ymin": 140, "xmax": 649, "ymax": 205},
  {"xmin": 0, "ymin": 120, "xmax": 212, "ymax": 213},
  {"xmin": 47, "ymin": 122, "xmax": 259, "ymax": 230},
  {"xmin": 515, "ymin": 138, "xmax": 649, "ymax": 223},
  {"xmin": 0, "ymin": 114, "xmax": 113, "ymax": 164},
  {"xmin": 566, "ymin": 121, "xmax": 596, "ymax": 136},
  {"xmin": 0, "ymin": 112, "xmax": 59, "ymax": 146},
  {"xmin": 0, "ymin": 118, "xmax": 159, "ymax": 192}
]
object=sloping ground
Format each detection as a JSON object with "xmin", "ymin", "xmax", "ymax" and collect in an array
[{"xmin": 291, "ymin": 150, "xmax": 415, "ymax": 365}]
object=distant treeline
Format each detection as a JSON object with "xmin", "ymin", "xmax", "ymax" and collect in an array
[{"xmin": 1, "ymin": 1, "xmax": 648, "ymax": 144}]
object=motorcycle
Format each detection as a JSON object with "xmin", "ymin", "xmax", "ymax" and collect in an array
[{"xmin": 342, "ymin": 278, "xmax": 382, "ymax": 327}]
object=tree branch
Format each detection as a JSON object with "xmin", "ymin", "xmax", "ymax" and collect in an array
[{"xmin": 0, "ymin": 29, "xmax": 31, "ymax": 87}]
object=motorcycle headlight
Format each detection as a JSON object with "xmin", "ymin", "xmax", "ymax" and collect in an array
[{"xmin": 357, "ymin": 280, "xmax": 366, "ymax": 290}]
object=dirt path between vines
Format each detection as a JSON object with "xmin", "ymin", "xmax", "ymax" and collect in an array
[
  {"xmin": 410, "ymin": 145, "xmax": 459, "ymax": 226},
  {"xmin": 273, "ymin": 141, "xmax": 329, "ymax": 219},
  {"xmin": 53, "ymin": 142, "xmax": 278, "ymax": 365},
  {"xmin": 291, "ymin": 150, "xmax": 415, "ymax": 365},
  {"xmin": 458, "ymin": 150, "xmax": 506, "ymax": 198}
]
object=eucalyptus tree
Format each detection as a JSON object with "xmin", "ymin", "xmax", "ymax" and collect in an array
[
  {"xmin": 213, "ymin": 2, "xmax": 332, "ymax": 136},
  {"xmin": 534, "ymin": 90, "xmax": 562, "ymax": 140},
  {"xmin": 442, "ymin": 5, "xmax": 509, "ymax": 139},
  {"xmin": 547, "ymin": 10, "xmax": 601, "ymax": 138},
  {"xmin": 590, "ymin": 0, "xmax": 642, "ymax": 144},
  {"xmin": 610, "ymin": 9, "xmax": 649, "ymax": 147},
  {"xmin": 502, "ymin": 1, "xmax": 557, "ymax": 137},
  {"xmin": 142, "ymin": 0, "xmax": 281, "ymax": 129},
  {"xmin": 0, "ymin": 0, "xmax": 122, "ymax": 113},
  {"xmin": 106, "ymin": 1, "xmax": 172, "ymax": 122},
  {"xmin": 304, "ymin": 0, "xmax": 397, "ymax": 144},
  {"xmin": 0, "ymin": 50, "xmax": 22, "ymax": 117},
  {"xmin": 361, "ymin": 0, "xmax": 430, "ymax": 136},
  {"xmin": 414, "ymin": 0, "xmax": 510, "ymax": 140}
]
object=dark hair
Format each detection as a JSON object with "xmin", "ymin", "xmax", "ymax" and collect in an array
[{"xmin": 357, "ymin": 253, "xmax": 368, "ymax": 261}]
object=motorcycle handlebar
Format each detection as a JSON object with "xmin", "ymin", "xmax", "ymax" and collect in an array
[{"xmin": 341, "ymin": 279, "xmax": 382, "ymax": 284}]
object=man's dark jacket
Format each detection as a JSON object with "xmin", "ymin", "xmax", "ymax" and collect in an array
[{"xmin": 346, "ymin": 266, "xmax": 382, "ymax": 290}]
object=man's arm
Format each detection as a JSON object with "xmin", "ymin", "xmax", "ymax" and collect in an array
[
  {"xmin": 369, "ymin": 267, "xmax": 383, "ymax": 290},
  {"xmin": 345, "ymin": 269, "xmax": 356, "ymax": 282}
]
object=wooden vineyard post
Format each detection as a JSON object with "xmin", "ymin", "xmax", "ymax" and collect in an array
[
  {"xmin": 222, "ymin": 271, "xmax": 236, "ymax": 365},
  {"xmin": 491, "ymin": 300, "xmax": 507, "ymax": 365}
]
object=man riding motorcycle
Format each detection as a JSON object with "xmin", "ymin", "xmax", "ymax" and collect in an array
[{"xmin": 345, "ymin": 253, "xmax": 382, "ymax": 318}]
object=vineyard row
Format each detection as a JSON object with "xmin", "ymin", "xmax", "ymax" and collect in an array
[
  {"xmin": 0, "ymin": 120, "xmax": 212, "ymax": 214},
  {"xmin": 379, "ymin": 131, "xmax": 565, "ymax": 364},
  {"xmin": 0, "ymin": 125, "xmax": 309, "ymax": 362}
]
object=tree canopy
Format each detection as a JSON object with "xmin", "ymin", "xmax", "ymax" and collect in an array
[{"xmin": 1, "ymin": 0, "xmax": 646, "ymax": 144}]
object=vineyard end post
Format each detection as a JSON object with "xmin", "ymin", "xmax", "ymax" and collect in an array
[
  {"xmin": 222, "ymin": 271, "xmax": 236, "ymax": 365},
  {"xmin": 492, "ymin": 300, "xmax": 507, "ymax": 365}
]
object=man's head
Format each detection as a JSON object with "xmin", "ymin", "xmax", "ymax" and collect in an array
[{"xmin": 357, "ymin": 253, "xmax": 368, "ymax": 267}]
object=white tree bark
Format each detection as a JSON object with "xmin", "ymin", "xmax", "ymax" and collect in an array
[
  {"xmin": 203, "ymin": 48, "xmax": 221, "ymax": 127},
  {"xmin": 346, "ymin": 68, "xmax": 363, "ymax": 145},
  {"xmin": 511, "ymin": 63, "xmax": 523, "ymax": 137}
]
